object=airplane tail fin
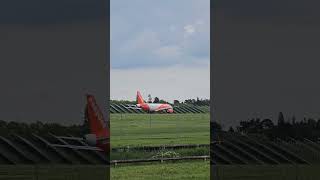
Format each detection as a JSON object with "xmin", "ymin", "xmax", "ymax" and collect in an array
[
  {"xmin": 85, "ymin": 94, "xmax": 109, "ymax": 138},
  {"xmin": 136, "ymin": 91, "xmax": 145, "ymax": 104}
]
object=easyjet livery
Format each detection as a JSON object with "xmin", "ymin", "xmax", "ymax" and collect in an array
[
  {"xmin": 130, "ymin": 91, "xmax": 174, "ymax": 113},
  {"xmin": 83, "ymin": 94, "xmax": 110, "ymax": 152}
]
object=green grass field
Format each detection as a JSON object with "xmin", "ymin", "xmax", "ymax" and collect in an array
[
  {"xmin": 111, "ymin": 114, "xmax": 210, "ymax": 148},
  {"xmin": 0, "ymin": 165, "xmax": 109, "ymax": 180},
  {"xmin": 212, "ymin": 165, "xmax": 320, "ymax": 180},
  {"xmin": 110, "ymin": 114, "xmax": 209, "ymax": 179},
  {"xmin": 111, "ymin": 161, "xmax": 209, "ymax": 180},
  {"xmin": 111, "ymin": 147, "xmax": 209, "ymax": 160}
]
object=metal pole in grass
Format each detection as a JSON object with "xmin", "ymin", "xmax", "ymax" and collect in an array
[
  {"xmin": 149, "ymin": 112, "xmax": 151, "ymax": 128},
  {"xmin": 177, "ymin": 113, "xmax": 180, "ymax": 139}
]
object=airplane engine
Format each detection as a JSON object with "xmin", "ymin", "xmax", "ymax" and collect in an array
[
  {"xmin": 167, "ymin": 109, "xmax": 174, "ymax": 113},
  {"xmin": 84, "ymin": 134, "xmax": 97, "ymax": 146}
]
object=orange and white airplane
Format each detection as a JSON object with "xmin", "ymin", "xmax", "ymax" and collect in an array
[
  {"xmin": 51, "ymin": 94, "xmax": 110, "ymax": 153},
  {"xmin": 84, "ymin": 94, "xmax": 110, "ymax": 152},
  {"xmin": 128, "ymin": 91, "xmax": 174, "ymax": 113}
]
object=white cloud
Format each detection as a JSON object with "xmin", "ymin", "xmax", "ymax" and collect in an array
[{"xmin": 184, "ymin": 25, "xmax": 196, "ymax": 34}]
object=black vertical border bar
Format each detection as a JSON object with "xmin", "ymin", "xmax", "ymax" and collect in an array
[
  {"xmin": 210, "ymin": 0, "xmax": 213, "ymax": 178},
  {"xmin": 106, "ymin": 0, "xmax": 110, "ymax": 141},
  {"xmin": 106, "ymin": 0, "xmax": 110, "ymax": 179},
  {"xmin": 210, "ymin": 0, "xmax": 218, "ymax": 179}
]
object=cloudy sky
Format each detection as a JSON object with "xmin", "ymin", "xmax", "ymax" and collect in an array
[{"xmin": 110, "ymin": 0, "xmax": 210, "ymax": 103}]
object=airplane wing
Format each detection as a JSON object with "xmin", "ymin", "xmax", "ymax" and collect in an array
[
  {"xmin": 154, "ymin": 107, "xmax": 171, "ymax": 112},
  {"xmin": 126, "ymin": 104, "xmax": 136, "ymax": 107},
  {"xmin": 54, "ymin": 136, "xmax": 84, "ymax": 141},
  {"xmin": 51, "ymin": 144, "xmax": 104, "ymax": 151},
  {"xmin": 126, "ymin": 107, "xmax": 142, "ymax": 110},
  {"xmin": 42, "ymin": 134, "xmax": 106, "ymax": 152},
  {"xmin": 125, "ymin": 104, "xmax": 141, "ymax": 109}
]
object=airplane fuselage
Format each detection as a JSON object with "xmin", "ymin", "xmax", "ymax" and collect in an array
[
  {"xmin": 138, "ymin": 103, "xmax": 173, "ymax": 113},
  {"xmin": 135, "ymin": 91, "xmax": 174, "ymax": 113}
]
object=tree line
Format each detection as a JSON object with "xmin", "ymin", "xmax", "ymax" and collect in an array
[
  {"xmin": 180, "ymin": 98, "xmax": 210, "ymax": 106},
  {"xmin": 212, "ymin": 112, "xmax": 320, "ymax": 141},
  {"xmin": 0, "ymin": 120, "xmax": 88, "ymax": 137},
  {"xmin": 111, "ymin": 97, "xmax": 210, "ymax": 106}
]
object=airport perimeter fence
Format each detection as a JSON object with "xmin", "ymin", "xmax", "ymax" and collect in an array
[
  {"xmin": 0, "ymin": 165, "xmax": 109, "ymax": 180},
  {"xmin": 211, "ymin": 165, "xmax": 320, "ymax": 180}
]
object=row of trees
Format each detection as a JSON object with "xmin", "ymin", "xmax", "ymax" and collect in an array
[
  {"xmin": 226, "ymin": 112, "xmax": 320, "ymax": 140},
  {"xmin": 110, "ymin": 98, "xmax": 168, "ymax": 104},
  {"xmin": 182, "ymin": 98, "xmax": 210, "ymax": 106},
  {"xmin": 3, "ymin": 111, "xmax": 320, "ymax": 140},
  {"xmin": 0, "ymin": 120, "xmax": 87, "ymax": 137},
  {"xmin": 110, "ymin": 100, "xmax": 136, "ymax": 104},
  {"xmin": 111, "ymin": 97, "xmax": 210, "ymax": 106}
]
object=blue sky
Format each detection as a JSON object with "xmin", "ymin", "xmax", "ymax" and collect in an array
[{"xmin": 111, "ymin": 0, "xmax": 210, "ymax": 102}]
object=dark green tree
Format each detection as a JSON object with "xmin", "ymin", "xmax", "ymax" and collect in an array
[
  {"xmin": 153, "ymin": 97, "xmax": 160, "ymax": 103},
  {"xmin": 173, "ymin": 100, "xmax": 180, "ymax": 105}
]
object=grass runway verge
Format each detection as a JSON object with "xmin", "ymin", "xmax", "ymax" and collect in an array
[
  {"xmin": 212, "ymin": 165, "xmax": 320, "ymax": 180},
  {"xmin": 110, "ymin": 113, "xmax": 209, "ymax": 179},
  {"xmin": 110, "ymin": 113, "xmax": 210, "ymax": 148},
  {"xmin": 111, "ymin": 160, "xmax": 210, "ymax": 180},
  {"xmin": 111, "ymin": 146, "xmax": 209, "ymax": 160}
]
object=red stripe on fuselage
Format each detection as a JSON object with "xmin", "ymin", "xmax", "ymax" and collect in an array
[{"xmin": 156, "ymin": 104, "xmax": 170, "ymax": 110}]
